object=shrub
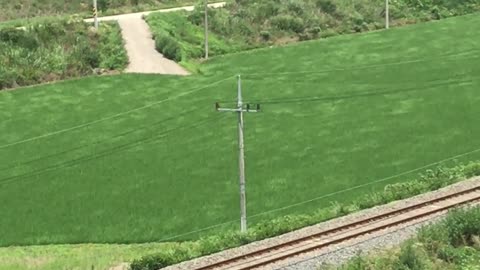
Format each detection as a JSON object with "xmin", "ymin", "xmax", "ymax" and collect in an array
[
  {"xmin": 286, "ymin": 0, "xmax": 306, "ymax": 16},
  {"xmin": 417, "ymin": 224, "xmax": 449, "ymax": 255},
  {"xmin": 130, "ymin": 248, "xmax": 192, "ymax": 270},
  {"xmin": 254, "ymin": 1, "xmax": 280, "ymax": 20},
  {"xmin": 342, "ymin": 255, "xmax": 368, "ymax": 270},
  {"xmin": 443, "ymin": 207, "xmax": 480, "ymax": 246},
  {"xmin": 260, "ymin": 30, "xmax": 271, "ymax": 41},
  {"xmin": 308, "ymin": 26, "xmax": 322, "ymax": 37},
  {"xmin": 31, "ymin": 22, "xmax": 67, "ymax": 43},
  {"xmin": 321, "ymin": 29, "xmax": 339, "ymax": 39},
  {"xmin": 316, "ymin": 0, "xmax": 337, "ymax": 14},
  {"xmin": 395, "ymin": 242, "xmax": 430, "ymax": 270},
  {"xmin": 99, "ymin": 23, "xmax": 129, "ymax": 70},
  {"xmin": 154, "ymin": 34, "xmax": 182, "ymax": 62},
  {"xmin": 0, "ymin": 28, "xmax": 39, "ymax": 50},
  {"xmin": 271, "ymin": 15, "xmax": 305, "ymax": 33}
]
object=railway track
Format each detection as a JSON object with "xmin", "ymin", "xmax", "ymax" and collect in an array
[{"xmin": 192, "ymin": 185, "xmax": 480, "ymax": 270}]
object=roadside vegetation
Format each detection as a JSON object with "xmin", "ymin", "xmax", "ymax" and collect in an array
[
  {"xmin": 146, "ymin": 0, "xmax": 480, "ymax": 63},
  {"xmin": 334, "ymin": 205, "xmax": 480, "ymax": 270},
  {"xmin": 0, "ymin": 18, "xmax": 128, "ymax": 89},
  {"xmin": 130, "ymin": 163, "xmax": 480, "ymax": 269},
  {"xmin": 0, "ymin": 0, "xmax": 200, "ymax": 22}
]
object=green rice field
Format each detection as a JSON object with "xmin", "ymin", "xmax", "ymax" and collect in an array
[{"xmin": 0, "ymin": 14, "xmax": 479, "ymax": 246}]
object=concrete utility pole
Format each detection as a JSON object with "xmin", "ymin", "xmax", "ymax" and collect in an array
[
  {"xmin": 204, "ymin": 0, "xmax": 209, "ymax": 59},
  {"xmin": 385, "ymin": 0, "xmax": 390, "ymax": 29},
  {"xmin": 216, "ymin": 75, "xmax": 261, "ymax": 232},
  {"xmin": 93, "ymin": 0, "xmax": 99, "ymax": 29}
]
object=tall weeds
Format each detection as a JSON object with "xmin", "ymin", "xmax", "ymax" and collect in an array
[{"xmin": 0, "ymin": 18, "xmax": 127, "ymax": 90}]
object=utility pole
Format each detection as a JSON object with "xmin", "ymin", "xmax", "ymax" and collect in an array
[
  {"xmin": 385, "ymin": 0, "xmax": 390, "ymax": 29},
  {"xmin": 93, "ymin": 0, "xmax": 99, "ymax": 29},
  {"xmin": 216, "ymin": 75, "xmax": 261, "ymax": 232},
  {"xmin": 204, "ymin": 0, "xmax": 209, "ymax": 59}
]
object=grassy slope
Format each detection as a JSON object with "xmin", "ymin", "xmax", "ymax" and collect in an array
[
  {"xmin": 145, "ymin": 0, "xmax": 480, "ymax": 65},
  {"xmin": 0, "ymin": 20, "xmax": 128, "ymax": 89},
  {"xmin": 0, "ymin": 0, "xmax": 201, "ymax": 22},
  {"xmin": 0, "ymin": 14, "xmax": 479, "ymax": 248}
]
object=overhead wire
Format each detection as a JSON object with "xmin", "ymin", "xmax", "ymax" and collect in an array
[
  {"xmin": 217, "ymin": 76, "xmax": 476, "ymax": 106},
  {"xmin": 249, "ymin": 77, "xmax": 476, "ymax": 105},
  {"xmin": 0, "ymin": 114, "xmax": 226, "ymax": 186},
  {"xmin": 247, "ymin": 146, "xmax": 480, "ymax": 219},
  {"xmin": 140, "ymin": 145, "xmax": 480, "ymax": 242},
  {"xmin": 0, "ymin": 75, "xmax": 234, "ymax": 150},
  {"xmin": 0, "ymin": 108, "xmax": 199, "ymax": 173},
  {"xmin": 240, "ymin": 49, "xmax": 480, "ymax": 78}
]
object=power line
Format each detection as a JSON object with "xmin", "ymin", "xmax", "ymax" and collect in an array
[
  {"xmin": 247, "ymin": 147, "xmax": 480, "ymax": 219},
  {"xmin": 0, "ymin": 76, "xmax": 234, "ymax": 150},
  {"xmin": 247, "ymin": 77, "xmax": 476, "ymax": 105},
  {"xmin": 0, "ymin": 108, "xmax": 199, "ymax": 173},
  {"xmin": 116, "ymin": 145, "xmax": 480, "ymax": 243},
  {"xmin": 240, "ymin": 50, "xmax": 480, "ymax": 78},
  {"xmin": 156, "ymin": 218, "xmax": 238, "ymax": 242},
  {"xmin": 217, "ymin": 76, "xmax": 475, "ymax": 106},
  {"xmin": 0, "ymin": 114, "xmax": 225, "ymax": 186}
]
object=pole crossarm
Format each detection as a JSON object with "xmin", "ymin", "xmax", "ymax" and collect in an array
[{"xmin": 215, "ymin": 103, "xmax": 261, "ymax": 113}]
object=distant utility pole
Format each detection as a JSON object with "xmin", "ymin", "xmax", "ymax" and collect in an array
[
  {"xmin": 216, "ymin": 75, "xmax": 261, "ymax": 232},
  {"xmin": 93, "ymin": 0, "xmax": 99, "ymax": 29},
  {"xmin": 204, "ymin": 0, "xmax": 209, "ymax": 59},
  {"xmin": 385, "ymin": 0, "xmax": 390, "ymax": 29}
]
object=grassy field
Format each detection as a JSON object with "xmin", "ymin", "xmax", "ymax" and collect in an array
[
  {"xmin": 0, "ymin": 14, "xmax": 480, "ymax": 249},
  {"xmin": 0, "ymin": 243, "xmax": 171, "ymax": 270}
]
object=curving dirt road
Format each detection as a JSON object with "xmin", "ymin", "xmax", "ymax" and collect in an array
[{"xmin": 84, "ymin": 2, "xmax": 226, "ymax": 75}]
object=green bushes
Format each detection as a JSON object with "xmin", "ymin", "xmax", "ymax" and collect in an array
[
  {"xmin": 145, "ymin": 10, "xmax": 246, "ymax": 64},
  {"xmin": 144, "ymin": 0, "xmax": 480, "ymax": 63},
  {"xmin": 338, "ymin": 206, "xmax": 480, "ymax": 270},
  {"xmin": 0, "ymin": 19, "xmax": 127, "ymax": 89},
  {"xmin": 271, "ymin": 15, "xmax": 305, "ymax": 33},
  {"xmin": 131, "ymin": 249, "xmax": 194, "ymax": 270},
  {"xmin": 99, "ymin": 23, "xmax": 129, "ymax": 70},
  {"xmin": 0, "ymin": 28, "xmax": 39, "ymax": 49},
  {"xmin": 154, "ymin": 34, "xmax": 182, "ymax": 62},
  {"xmin": 131, "ymin": 162, "xmax": 480, "ymax": 270},
  {"xmin": 421, "ymin": 207, "xmax": 480, "ymax": 248}
]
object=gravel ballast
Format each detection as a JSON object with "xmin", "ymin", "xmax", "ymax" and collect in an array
[
  {"xmin": 163, "ymin": 177, "xmax": 480, "ymax": 270},
  {"xmin": 276, "ymin": 214, "xmax": 445, "ymax": 270}
]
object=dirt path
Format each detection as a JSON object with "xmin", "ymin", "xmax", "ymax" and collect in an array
[
  {"xmin": 84, "ymin": 2, "xmax": 226, "ymax": 75},
  {"xmin": 117, "ymin": 17, "xmax": 189, "ymax": 75}
]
